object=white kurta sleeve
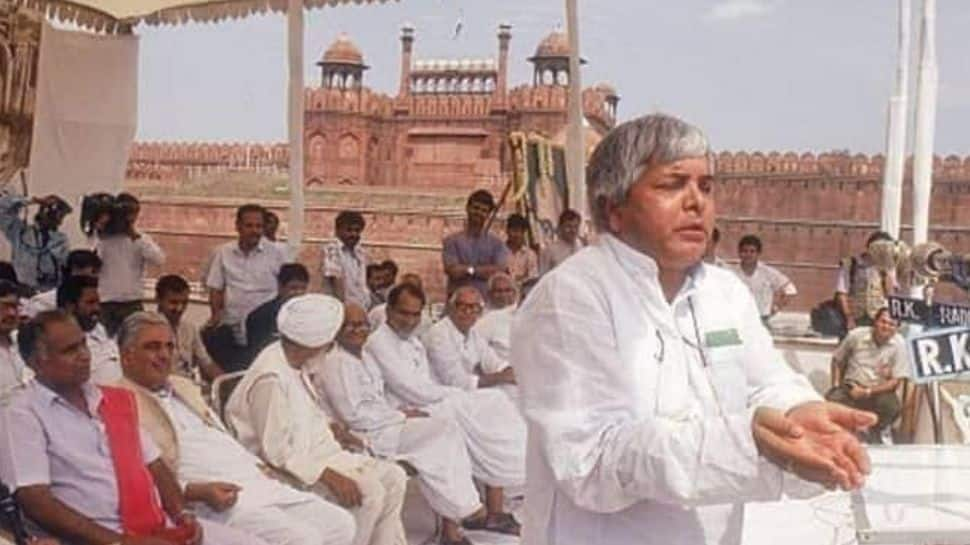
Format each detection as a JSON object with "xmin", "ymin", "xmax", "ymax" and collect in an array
[
  {"xmin": 137, "ymin": 234, "xmax": 166, "ymax": 267},
  {"xmin": 425, "ymin": 325, "xmax": 479, "ymax": 391},
  {"xmin": 322, "ymin": 355, "xmax": 405, "ymax": 432},
  {"xmin": 364, "ymin": 331, "xmax": 448, "ymax": 407},
  {"xmin": 474, "ymin": 332, "xmax": 509, "ymax": 374},
  {"xmin": 513, "ymin": 274, "xmax": 788, "ymax": 513},
  {"xmin": 245, "ymin": 375, "xmax": 328, "ymax": 486}
]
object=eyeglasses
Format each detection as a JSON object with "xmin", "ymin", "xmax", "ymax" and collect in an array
[
  {"xmin": 343, "ymin": 321, "xmax": 370, "ymax": 331},
  {"xmin": 454, "ymin": 302, "xmax": 484, "ymax": 314}
]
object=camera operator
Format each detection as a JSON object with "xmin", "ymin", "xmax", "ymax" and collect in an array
[
  {"xmin": 0, "ymin": 193, "xmax": 71, "ymax": 293},
  {"xmin": 93, "ymin": 193, "xmax": 165, "ymax": 336}
]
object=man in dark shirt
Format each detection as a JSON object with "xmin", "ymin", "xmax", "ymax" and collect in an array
[
  {"xmin": 442, "ymin": 190, "xmax": 509, "ymax": 296},
  {"xmin": 244, "ymin": 263, "xmax": 310, "ymax": 362}
]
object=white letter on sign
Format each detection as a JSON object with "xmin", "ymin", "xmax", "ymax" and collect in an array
[
  {"xmin": 950, "ymin": 333, "xmax": 970, "ymax": 372},
  {"xmin": 917, "ymin": 338, "xmax": 944, "ymax": 377}
]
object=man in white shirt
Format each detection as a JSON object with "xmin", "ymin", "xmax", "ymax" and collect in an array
[
  {"xmin": 314, "ymin": 303, "xmax": 487, "ymax": 545},
  {"xmin": 539, "ymin": 209, "xmax": 584, "ymax": 275},
  {"xmin": 513, "ymin": 113, "xmax": 877, "ymax": 545},
  {"xmin": 729, "ymin": 234, "xmax": 797, "ymax": 322},
  {"xmin": 24, "ymin": 249, "xmax": 101, "ymax": 319},
  {"xmin": 364, "ymin": 284, "xmax": 525, "ymax": 536},
  {"xmin": 423, "ymin": 285, "xmax": 516, "ymax": 392},
  {"xmin": 56, "ymin": 275, "xmax": 120, "ymax": 385},
  {"xmin": 472, "ymin": 273, "xmax": 519, "ymax": 362},
  {"xmin": 155, "ymin": 274, "xmax": 224, "ymax": 384},
  {"xmin": 0, "ymin": 280, "xmax": 30, "ymax": 405},
  {"xmin": 115, "ymin": 311, "xmax": 356, "ymax": 545},
  {"xmin": 206, "ymin": 204, "xmax": 288, "ymax": 369},
  {"xmin": 322, "ymin": 211, "xmax": 371, "ymax": 309},
  {"xmin": 226, "ymin": 294, "xmax": 408, "ymax": 545},
  {"xmin": 95, "ymin": 193, "xmax": 166, "ymax": 336}
]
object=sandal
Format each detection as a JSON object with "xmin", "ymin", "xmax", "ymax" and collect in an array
[{"xmin": 484, "ymin": 512, "xmax": 521, "ymax": 536}]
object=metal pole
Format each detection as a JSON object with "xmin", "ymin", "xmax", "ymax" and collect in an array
[
  {"xmin": 911, "ymin": 0, "xmax": 937, "ymax": 246},
  {"xmin": 564, "ymin": 0, "xmax": 586, "ymax": 218},
  {"xmin": 880, "ymin": 0, "xmax": 911, "ymax": 239},
  {"xmin": 286, "ymin": 0, "xmax": 306, "ymax": 258}
]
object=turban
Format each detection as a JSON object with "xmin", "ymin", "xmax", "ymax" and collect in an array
[{"xmin": 276, "ymin": 294, "xmax": 344, "ymax": 348}]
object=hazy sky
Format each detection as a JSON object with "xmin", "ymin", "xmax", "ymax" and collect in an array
[{"xmin": 136, "ymin": 0, "xmax": 970, "ymax": 154}]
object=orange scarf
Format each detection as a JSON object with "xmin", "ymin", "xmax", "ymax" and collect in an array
[{"xmin": 98, "ymin": 386, "xmax": 167, "ymax": 537}]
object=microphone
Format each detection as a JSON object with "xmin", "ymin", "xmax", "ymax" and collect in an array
[{"xmin": 0, "ymin": 481, "xmax": 29, "ymax": 545}]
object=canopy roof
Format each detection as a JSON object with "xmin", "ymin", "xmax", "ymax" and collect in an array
[{"xmin": 14, "ymin": 0, "xmax": 394, "ymax": 31}]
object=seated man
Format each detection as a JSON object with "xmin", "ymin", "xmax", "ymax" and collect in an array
[
  {"xmin": 226, "ymin": 294, "xmax": 408, "ymax": 545},
  {"xmin": 826, "ymin": 307, "xmax": 907, "ymax": 443},
  {"xmin": 0, "ymin": 310, "xmax": 265, "ymax": 545},
  {"xmin": 314, "ymin": 303, "xmax": 486, "ymax": 545},
  {"xmin": 25, "ymin": 249, "xmax": 101, "ymax": 319},
  {"xmin": 0, "ymin": 280, "xmax": 30, "ymax": 405},
  {"xmin": 312, "ymin": 303, "xmax": 485, "ymax": 544},
  {"xmin": 245, "ymin": 263, "xmax": 310, "ymax": 361},
  {"xmin": 367, "ymin": 273, "xmax": 432, "ymax": 336},
  {"xmin": 116, "ymin": 311, "xmax": 356, "ymax": 545},
  {"xmin": 155, "ymin": 275, "xmax": 224, "ymax": 384},
  {"xmin": 472, "ymin": 273, "xmax": 519, "ymax": 362},
  {"xmin": 422, "ymin": 285, "xmax": 515, "ymax": 392},
  {"xmin": 56, "ymin": 275, "xmax": 120, "ymax": 384},
  {"xmin": 365, "ymin": 284, "xmax": 524, "ymax": 536}
]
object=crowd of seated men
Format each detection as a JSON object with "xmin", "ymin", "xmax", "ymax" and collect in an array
[{"xmin": 0, "ymin": 187, "xmax": 572, "ymax": 545}]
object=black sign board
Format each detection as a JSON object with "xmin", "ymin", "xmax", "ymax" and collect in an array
[
  {"xmin": 887, "ymin": 295, "xmax": 970, "ymax": 328},
  {"xmin": 933, "ymin": 302, "xmax": 970, "ymax": 327},
  {"xmin": 907, "ymin": 326, "xmax": 970, "ymax": 383},
  {"xmin": 888, "ymin": 295, "xmax": 930, "ymax": 324}
]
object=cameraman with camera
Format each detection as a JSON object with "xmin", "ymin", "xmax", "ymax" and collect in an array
[
  {"xmin": 93, "ymin": 193, "xmax": 165, "ymax": 336},
  {"xmin": 0, "ymin": 193, "xmax": 71, "ymax": 293}
]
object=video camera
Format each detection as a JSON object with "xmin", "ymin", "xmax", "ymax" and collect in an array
[{"xmin": 80, "ymin": 192, "xmax": 139, "ymax": 238}]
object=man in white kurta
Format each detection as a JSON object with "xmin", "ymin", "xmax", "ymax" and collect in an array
[
  {"xmin": 116, "ymin": 310, "xmax": 356, "ymax": 545},
  {"xmin": 471, "ymin": 273, "xmax": 520, "ymax": 362},
  {"xmin": 225, "ymin": 294, "xmax": 408, "ymax": 545},
  {"xmin": 423, "ymin": 285, "xmax": 516, "ymax": 400},
  {"xmin": 513, "ymin": 114, "xmax": 876, "ymax": 545},
  {"xmin": 313, "ymin": 303, "xmax": 487, "ymax": 544},
  {"xmin": 364, "ymin": 284, "xmax": 525, "ymax": 536}
]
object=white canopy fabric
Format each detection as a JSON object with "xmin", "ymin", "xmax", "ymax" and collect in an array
[
  {"xmin": 13, "ymin": 0, "xmax": 400, "ymax": 255},
  {"xmin": 14, "ymin": 0, "xmax": 394, "ymax": 30}
]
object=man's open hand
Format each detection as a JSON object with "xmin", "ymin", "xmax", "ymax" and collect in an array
[{"xmin": 753, "ymin": 402, "xmax": 876, "ymax": 490}]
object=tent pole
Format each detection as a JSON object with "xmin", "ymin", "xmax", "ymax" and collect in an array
[
  {"xmin": 564, "ymin": 0, "xmax": 585, "ymax": 219},
  {"xmin": 286, "ymin": 0, "xmax": 306, "ymax": 257}
]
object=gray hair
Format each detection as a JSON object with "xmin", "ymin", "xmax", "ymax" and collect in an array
[
  {"xmin": 448, "ymin": 284, "xmax": 484, "ymax": 308},
  {"xmin": 486, "ymin": 272, "xmax": 518, "ymax": 301},
  {"xmin": 117, "ymin": 311, "xmax": 171, "ymax": 351},
  {"xmin": 586, "ymin": 113, "xmax": 712, "ymax": 232}
]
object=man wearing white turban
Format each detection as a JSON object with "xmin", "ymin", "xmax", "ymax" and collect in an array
[{"xmin": 226, "ymin": 294, "xmax": 408, "ymax": 545}]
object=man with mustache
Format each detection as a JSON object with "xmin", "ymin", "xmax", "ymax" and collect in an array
[
  {"xmin": 321, "ymin": 211, "xmax": 370, "ymax": 309},
  {"xmin": 57, "ymin": 275, "xmax": 120, "ymax": 385}
]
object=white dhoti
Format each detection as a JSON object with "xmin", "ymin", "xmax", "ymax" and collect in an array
[
  {"xmin": 439, "ymin": 389, "xmax": 526, "ymax": 487},
  {"xmin": 370, "ymin": 413, "xmax": 482, "ymax": 521},
  {"xmin": 223, "ymin": 499, "xmax": 357, "ymax": 545}
]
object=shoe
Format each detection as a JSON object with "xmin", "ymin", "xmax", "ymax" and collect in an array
[{"xmin": 478, "ymin": 513, "xmax": 521, "ymax": 536}]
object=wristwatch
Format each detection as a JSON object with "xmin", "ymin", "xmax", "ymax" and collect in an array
[{"xmin": 467, "ymin": 266, "xmax": 475, "ymax": 277}]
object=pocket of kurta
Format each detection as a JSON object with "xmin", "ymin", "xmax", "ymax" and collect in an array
[{"xmin": 706, "ymin": 348, "xmax": 747, "ymax": 412}]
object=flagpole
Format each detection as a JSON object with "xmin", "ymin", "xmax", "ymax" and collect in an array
[{"xmin": 879, "ymin": 0, "xmax": 911, "ymax": 239}]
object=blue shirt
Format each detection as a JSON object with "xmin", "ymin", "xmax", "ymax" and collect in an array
[
  {"xmin": 441, "ymin": 230, "xmax": 509, "ymax": 296},
  {"xmin": 0, "ymin": 194, "xmax": 69, "ymax": 291}
]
